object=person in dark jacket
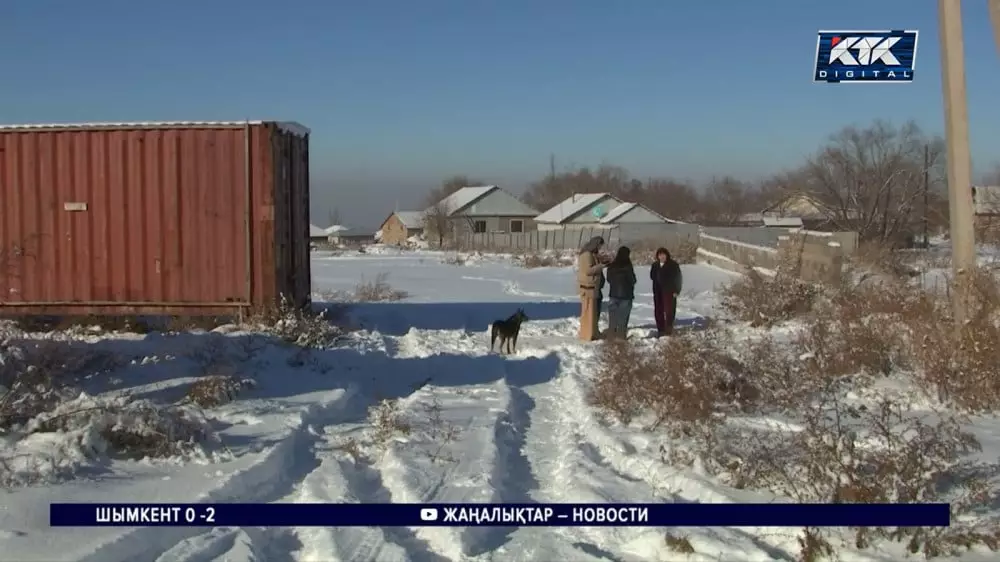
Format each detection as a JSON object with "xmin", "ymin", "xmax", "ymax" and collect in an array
[
  {"xmin": 605, "ymin": 246, "xmax": 637, "ymax": 339},
  {"xmin": 650, "ymin": 247, "xmax": 682, "ymax": 336}
]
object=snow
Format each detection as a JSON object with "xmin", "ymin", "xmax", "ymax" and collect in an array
[
  {"xmin": 0, "ymin": 121, "xmax": 311, "ymax": 136},
  {"xmin": 599, "ymin": 202, "xmax": 678, "ymax": 224},
  {"xmin": 533, "ymin": 193, "xmax": 620, "ymax": 224},
  {"xmin": 309, "ymin": 224, "xmax": 327, "ymax": 238},
  {"xmin": 394, "ymin": 212, "xmax": 426, "ymax": 229},
  {"xmin": 1, "ymin": 250, "xmax": 997, "ymax": 561},
  {"xmin": 426, "ymin": 187, "xmax": 497, "ymax": 216},
  {"xmin": 325, "ymin": 225, "xmax": 350, "ymax": 234}
]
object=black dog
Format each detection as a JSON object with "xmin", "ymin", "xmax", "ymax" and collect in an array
[{"xmin": 490, "ymin": 309, "xmax": 528, "ymax": 355}]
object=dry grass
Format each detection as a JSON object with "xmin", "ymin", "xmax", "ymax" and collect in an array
[
  {"xmin": 353, "ymin": 272, "xmax": 410, "ymax": 302},
  {"xmin": 664, "ymin": 533, "xmax": 696, "ymax": 554},
  {"xmin": 590, "ymin": 263, "xmax": 1000, "ymax": 559},
  {"xmin": 910, "ymin": 269, "xmax": 1000, "ymax": 412},
  {"xmin": 852, "ymin": 241, "xmax": 924, "ymax": 279},
  {"xmin": 720, "ymin": 267, "xmax": 820, "ymax": 327},
  {"xmin": 627, "ymin": 239, "xmax": 699, "ymax": 265},
  {"xmin": 185, "ymin": 375, "xmax": 255, "ymax": 408},
  {"xmin": 515, "ymin": 251, "xmax": 575, "ymax": 269},
  {"xmin": 248, "ymin": 296, "xmax": 351, "ymax": 349},
  {"xmin": 589, "ymin": 332, "xmax": 748, "ymax": 428},
  {"xmin": 442, "ymin": 253, "xmax": 468, "ymax": 266}
]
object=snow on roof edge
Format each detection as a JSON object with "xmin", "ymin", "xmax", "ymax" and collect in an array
[
  {"xmin": 598, "ymin": 202, "xmax": 637, "ymax": 223},
  {"xmin": 535, "ymin": 192, "xmax": 613, "ymax": 223},
  {"xmin": 0, "ymin": 120, "xmax": 311, "ymax": 136}
]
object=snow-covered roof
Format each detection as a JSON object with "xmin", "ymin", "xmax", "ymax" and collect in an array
[
  {"xmin": 598, "ymin": 201, "xmax": 679, "ymax": 224},
  {"xmin": 534, "ymin": 193, "xmax": 616, "ymax": 224},
  {"xmin": 325, "ymin": 224, "xmax": 349, "ymax": 234},
  {"xmin": 309, "ymin": 224, "xmax": 327, "ymax": 237},
  {"xmin": 395, "ymin": 211, "xmax": 426, "ymax": 229},
  {"xmin": 599, "ymin": 202, "xmax": 636, "ymax": 223},
  {"xmin": 0, "ymin": 120, "xmax": 310, "ymax": 136},
  {"xmin": 762, "ymin": 216, "xmax": 804, "ymax": 227},
  {"xmin": 427, "ymin": 186, "xmax": 498, "ymax": 216}
]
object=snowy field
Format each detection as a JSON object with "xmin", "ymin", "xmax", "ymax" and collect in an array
[{"xmin": 0, "ymin": 247, "xmax": 997, "ymax": 561}]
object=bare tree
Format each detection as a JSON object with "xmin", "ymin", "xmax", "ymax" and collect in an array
[
  {"xmin": 798, "ymin": 120, "xmax": 945, "ymax": 244},
  {"xmin": 701, "ymin": 176, "xmax": 758, "ymax": 225},
  {"xmin": 326, "ymin": 207, "xmax": 341, "ymax": 227},
  {"xmin": 423, "ymin": 200, "xmax": 454, "ymax": 247},
  {"xmin": 639, "ymin": 178, "xmax": 702, "ymax": 222},
  {"xmin": 523, "ymin": 164, "xmax": 633, "ymax": 210},
  {"xmin": 426, "ymin": 175, "xmax": 483, "ymax": 207},
  {"xmin": 422, "ymin": 175, "xmax": 484, "ymax": 247}
]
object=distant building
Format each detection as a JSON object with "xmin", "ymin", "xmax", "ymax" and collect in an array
[
  {"xmin": 533, "ymin": 193, "xmax": 626, "ymax": 230},
  {"xmin": 379, "ymin": 211, "xmax": 426, "ymax": 245},
  {"xmin": 425, "ymin": 185, "xmax": 539, "ymax": 241},
  {"xmin": 309, "ymin": 224, "xmax": 329, "ymax": 242},
  {"xmin": 597, "ymin": 201, "xmax": 680, "ymax": 226},
  {"xmin": 734, "ymin": 194, "xmax": 830, "ymax": 229}
]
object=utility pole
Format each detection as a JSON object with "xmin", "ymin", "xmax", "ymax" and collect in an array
[
  {"xmin": 938, "ymin": 0, "xmax": 978, "ymax": 327},
  {"xmin": 991, "ymin": 0, "xmax": 1000, "ymax": 54},
  {"xmin": 549, "ymin": 153, "xmax": 556, "ymax": 180},
  {"xmin": 923, "ymin": 144, "xmax": 930, "ymax": 248}
]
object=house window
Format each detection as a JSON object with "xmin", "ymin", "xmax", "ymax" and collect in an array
[
  {"xmin": 509, "ymin": 219, "xmax": 524, "ymax": 233},
  {"xmin": 473, "ymin": 220, "xmax": 487, "ymax": 233}
]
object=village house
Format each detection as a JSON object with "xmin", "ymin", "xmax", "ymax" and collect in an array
[
  {"xmin": 426, "ymin": 185, "xmax": 539, "ymax": 240},
  {"xmin": 378, "ymin": 211, "xmax": 426, "ymax": 245}
]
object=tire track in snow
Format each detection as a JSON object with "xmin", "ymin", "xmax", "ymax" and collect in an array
[
  {"xmin": 75, "ymin": 389, "xmax": 358, "ymax": 562},
  {"xmin": 496, "ymin": 348, "xmax": 652, "ymax": 562},
  {"xmin": 553, "ymin": 347, "xmax": 798, "ymax": 561},
  {"xmin": 285, "ymin": 331, "xmax": 470, "ymax": 562}
]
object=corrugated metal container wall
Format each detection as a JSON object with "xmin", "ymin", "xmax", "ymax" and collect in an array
[{"xmin": 0, "ymin": 121, "xmax": 312, "ymax": 316}]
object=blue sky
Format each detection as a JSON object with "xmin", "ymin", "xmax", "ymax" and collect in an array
[{"xmin": 2, "ymin": 0, "xmax": 999, "ymax": 228}]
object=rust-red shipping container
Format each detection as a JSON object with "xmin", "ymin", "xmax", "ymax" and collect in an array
[{"xmin": 0, "ymin": 121, "xmax": 312, "ymax": 316}]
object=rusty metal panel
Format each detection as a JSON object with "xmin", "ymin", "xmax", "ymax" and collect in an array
[
  {"xmin": 0, "ymin": 121, "xmax": 310, "ymax": 316},
  {"xmin": 0, "ymin": 124, "xmax": 250, "ymax": 315},
  {"xmin": 290, "ymin": 130, "xmax": 312, "ymax": 309}
]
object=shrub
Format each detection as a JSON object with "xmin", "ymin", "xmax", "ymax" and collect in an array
[
  {"xmin": 720, "ymin": 267, "xmax": 819, "ymax": 326},
  {"xmin": 697, "ymin": 390, "xmax": 1000, "ymax": 559},
  {"xmin": 516, "ymin": 251, "xmax": 574, "ymax": 269},
  {"xmin": 250, "ymin": 296, "xmax": 349, "ymax": 349},
  {"xmin": 185, "ymin": 375, "xmax": 254, "ymax": 408},
  {"xmin": 910, "ymin": 268, "xmax": 1000, "ymax": 411},
  {"xmin": 589, "ymin": 332, "xmax": 746, "ymax": 428},
  {"xmin": 627, "ymin": 239, "xmax": 698, "ymax": 266},
  {"xmin": 367, "ymin": 398, "xmax": 411, "ymax": 452},
  {"xmin": 1, "ymin": 336, "xmax": 124, "ymax": 430},
  {"xmin": 354, "ymin": 272, "xmax": 409, "ymax": 302}
]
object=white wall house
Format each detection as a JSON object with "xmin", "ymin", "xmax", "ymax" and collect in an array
[
  {"xmin": 426, "ymin": 185, "xmax": 539, "ymax": 236},
  {"xmin": 597, "ymin": 201, "xmax": 680, "ymax": 226},
  {"xmin": 533, "ymin": 193, "xmax": 626, "ymax": 231}
]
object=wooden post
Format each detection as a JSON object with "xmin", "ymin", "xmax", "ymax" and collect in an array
[
  {"xmin": 991, "ymin": 0, "xmax": 1000, "ymax": 54},
  {"xmin": 938, "ymin": 0, "xmax": 978, "ymax": 327}
]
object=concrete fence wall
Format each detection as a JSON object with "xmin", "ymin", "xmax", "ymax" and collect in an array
[
  {"xmin": 698, "ymin": 230, "xmax": 851, "ymax": 285},
  {"xmin": 446, "ymin": 221, "xmax": 854, "ymax": 285},
  {"xmin": 450, "ymin": 223, "xmax": 700, "ymax": 253}
]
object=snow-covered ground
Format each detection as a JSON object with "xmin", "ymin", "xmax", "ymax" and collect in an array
[{"xmin": 0, "ymin": 248, "xmax": 996, "ymax": 561}]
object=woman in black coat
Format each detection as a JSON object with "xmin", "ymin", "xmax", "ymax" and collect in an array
[
  {"xmin": 605, "ymin": 246, "xmax": 637, "ymax": 339},
  {"xmin": 650, "ymin": 247, "xmax": 682, "ymax": 336}
]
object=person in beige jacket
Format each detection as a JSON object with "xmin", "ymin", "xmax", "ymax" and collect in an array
[{"xmin": 577, "ymin": 236, "xmax": 608, "ymax": 341}]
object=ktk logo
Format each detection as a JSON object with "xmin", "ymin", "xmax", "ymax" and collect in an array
[{"xmin": 828, "ymin": 36, "xmax": 902, "ymax": 65}]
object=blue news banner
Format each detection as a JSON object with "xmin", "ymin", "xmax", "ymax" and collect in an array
[{"xmin": 50, "ymin": 503, "xmax": 949, "ymax": 527}]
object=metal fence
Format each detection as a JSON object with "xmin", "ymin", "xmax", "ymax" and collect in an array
[{"xmin": 450, "ymin": 223, "xmax": 700, "ymax": 252}]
